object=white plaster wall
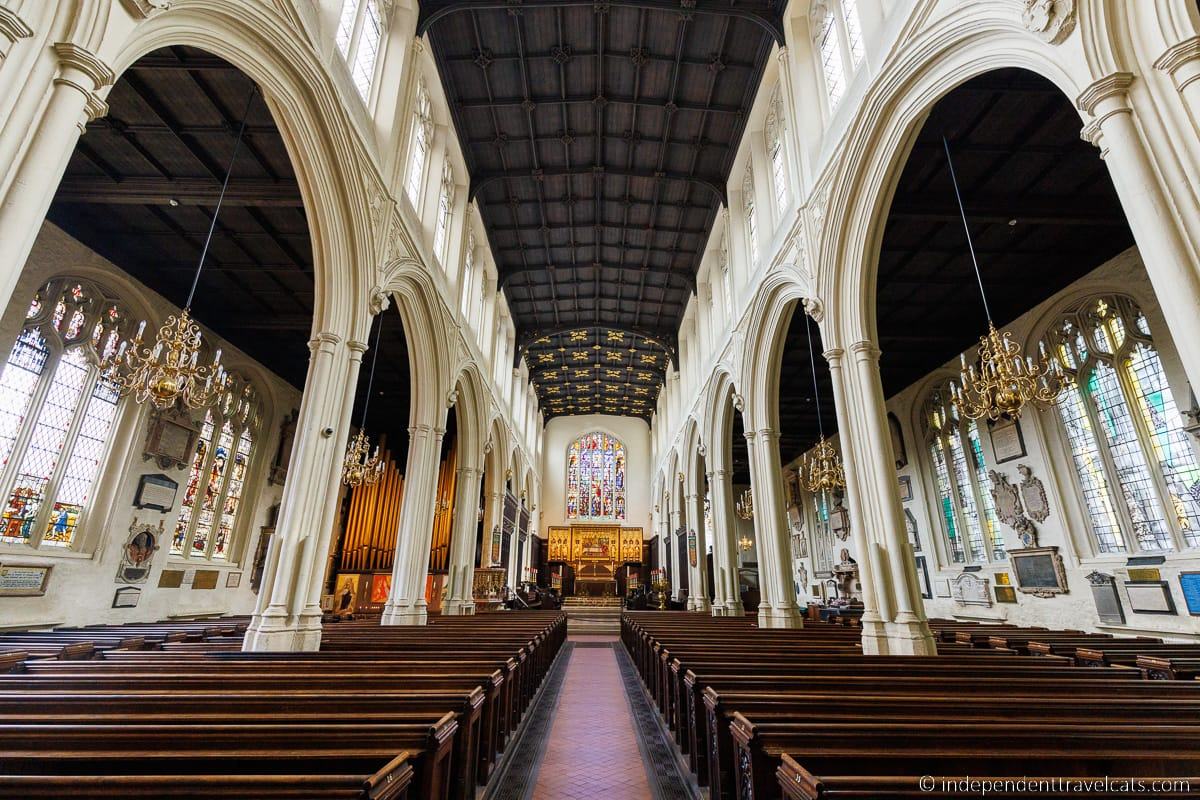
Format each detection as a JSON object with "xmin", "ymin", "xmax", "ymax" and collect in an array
[
  {"xmin": 539, "ymin": 415, "xmax": 652, "ymax": 538},
  {"xmin": 0, "ymin": 223, "xmax": 301, "ymax": 629}
]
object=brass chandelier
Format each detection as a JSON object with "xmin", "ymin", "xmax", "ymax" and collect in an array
[
  {"xmin": 942, "ymin": 138, "xmax": 1065, "ymax": 421},
  {"xmin": 735, "ymin": 487, "xmax": 754, "ymax": 520},
  {"xmin": 102, "ymin": 88, "xmax": 262, "ymax": 410},
  {"xmin": 342, "ymin": 315, "xmax": 385, "ymax": 488},
  {"xmin": 738, "ymin": 530, "xmax": 754, "ymax": 552},
  {"xmin": 800, "ymin": 312, "xmax": 845, "ymax": 494}
]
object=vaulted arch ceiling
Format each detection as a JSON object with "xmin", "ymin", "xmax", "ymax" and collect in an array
[{"xmin": 422, "ymin": 0, "xmax": 784, "ymax": 418}]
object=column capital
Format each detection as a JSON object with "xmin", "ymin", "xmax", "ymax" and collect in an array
[
  {"xmin": 1076, "ymin": 72, "xmax": 1134, "ymax": 116},
  {"xmin": 456, "ymin": 466, "xmax": 483, "ymax": 480},
  {"xmin": 823, "ymin": 346, "xmax": 845, "ymax": 365},
  {"xmin": 408, "ymin": 422, "xmax": 435, "ymax": 436},
  {"xmin": 755, "ymin": 428, "xmax": 779, "ymax": 442},
  {"xmin": 309, "ymin": 331, "xmax": 343, "ymax": 353},
  {"xmin": 347, "ymin": 338, "xmax": 369, "ymax": 354},
  {"xmin": 1155, "ymin": 36, "xmax": 1200, "ymax": 82},
  {"xmin": 848, "ymin": 339, "xmax": 881, "ymax": 361},
  {"xmin": 0, "ymin": 8, "xmax": 33, "ymax": 52},
  {"xmin": 53, "ymin": 42, "xmax": 115, "ymax": 89},
  {"xmin": 743, "ymin": 430, "xmax": 757, "ymax": 443}
]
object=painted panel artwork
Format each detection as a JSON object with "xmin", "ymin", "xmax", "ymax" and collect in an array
[{"xmin": 565, "ymin": 432, "xmax": 626, "ymax": 521}]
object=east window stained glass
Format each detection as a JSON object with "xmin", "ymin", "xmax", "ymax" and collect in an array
[{"xmin": 566, "ymin": 432, "xmax": 626, "ymax": 521}]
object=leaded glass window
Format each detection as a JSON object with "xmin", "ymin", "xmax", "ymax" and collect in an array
[
  {"xmin": 766, "ymin": 86, "xmax": 789, "ymax": 213},
  {"xmin": 742, "ymin": 162, "xmax": 759, "ymax": 266},
  {"xmin": 923, "ymin": 383, "xmax": 1004, "ymax": 563},
  {"xmin": 841, "ymin": 0, "xmax": 865, "ymax": 68},
  {"xmin": 171, "ymin": 377, "xmax": 262, "ymax": 560},
  {"xmin": 0, "ymin": 279, "xmax": 126, "ymax": 549},
  {"xmin": 336, "ymin": 0, "xmax": 385, "ymax": 100},
  {"xmin": 461, "ymin": 229, "xmax": 476, "ymax": 318},
  {"xmin": 1043, "ymin": 295, "xmax": 1200, "ymax": 552},
  {"xmin": 566, "ymin": 432, "xmax": 626, "ymax": 521},
  {"xmin": 814, "ymin": 3, "xmax": 845, "ymax": 108},
  {"xmin": 720, "ymin": 232, "xmax": 733, "ymax": 322},
  {"xmin": 434, "ymin": 156, "xmax": 455, "ymax": 262},
  {"xmin": 406, "ymin": 79, "xmax": 433, "ymax": 206}
]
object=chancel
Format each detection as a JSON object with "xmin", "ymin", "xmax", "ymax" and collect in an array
[{"xmin": 5, "ymin": 1, "xmax": 1200, "ymax": 798}]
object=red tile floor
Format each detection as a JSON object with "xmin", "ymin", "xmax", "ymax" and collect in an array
[{"xmin": 530, "ymin": 636, "xmax": 654, "ymax": 800}]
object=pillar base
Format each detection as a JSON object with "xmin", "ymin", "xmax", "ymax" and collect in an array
[
  {"xmin": 381, "ymin": 599, "xmax": 429, "ymax": 626},
  {"xmin": 885, "ymin": 619, "xmax": 938, "ymax": 655},
  {"xmin": 757, "ymin": 605, "xmax": 804, "ymax": 628},
  {"xmin": 442, "ymin": 600, "xmax": 477, "ymax": 616},
  {"xmin": 243, "ymin": 609, "xmax": 316, "ymax": 652},
  {"xmin": 858, "ymin": 616, "xmax": 891, "ymax": 655},
  {"xmin": 723, "ymin": 599, "xmax": 745, "ymax": 617},
  {"xmin": 691, "ymin": 598, "xmax": 712, "ymax": 613}
]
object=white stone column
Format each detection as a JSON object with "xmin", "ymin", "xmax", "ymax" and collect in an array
[
  {"xmin": 381, "ymin": 421, "xmax": 446, "ymax": 625},
  {"xmin": 748, "ymin": 427, "xmax": 803, "ymax": 628},
  {"xmin": 685, "ymin": 487, "xmax": 711, "ymax": 612},
  {"xmin": 847, "ymin": 340, "xmax": 935, "ymax": 654},
  {"xmin": 444, "ymin": 465, "xmax": 483, "ymax": 615},
  {"xmin": 294, "ymin": 338, "xmax": 367, "ymax": 646},
  {"xmin": 1078, "ymin": 73, "xmax": 1200, "ymax": 393},
  {"xmin": 0, "ymin": 43, "xmax": 111, "ymax": 317},
  {"xmin": 245, "ymin": 332, "xmax": 353, "ymax": 651},
  {"xmin": 824, "ymin": 346, "xmax": 889, "ymax": 654},
  {"xmin": 709, "ymin": 466, "xmax": 744, "ymax": 616},
  {"xmin": 669, "ymin": 488, "xmax": 682, "ymax": 601}
]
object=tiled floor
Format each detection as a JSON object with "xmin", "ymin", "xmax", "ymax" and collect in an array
[{"xmin": 531, "ymin": 639, "xmax": 654, "ymax": 800}]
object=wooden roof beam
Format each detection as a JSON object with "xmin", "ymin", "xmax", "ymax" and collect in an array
[
  {"xmin": 497, "ymin": 262, "xmax": 695, "ymax": 291},
  {"xmin": 470, "ymin": 166, "xmax": 726, "ymax": 204},
  {"xmin": 417, "ymin": 0, "xmax": 785, "ymax": 44},
  {"xmin": 53, "ymin": 176, "xmax": 303, "ymax": 207}
]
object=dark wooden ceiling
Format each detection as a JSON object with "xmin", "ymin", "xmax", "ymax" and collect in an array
[
  {"xmin": 46, "ymin": 46, "xmax": 413, "ymax": 455},
  {"xmin": 769, "ymin": 68, "xmax": 1134, "ymax": 473},
  {"xmin": 421, "ymin": 0, "xmax": 783, "ymax": 419}
]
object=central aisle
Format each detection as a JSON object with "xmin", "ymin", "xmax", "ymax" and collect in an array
[{"xmin": 531, "ymin": 639, "xmax": 654, "ymax": 800}]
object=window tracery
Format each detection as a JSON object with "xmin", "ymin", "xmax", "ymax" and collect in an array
[
  {"xmin": 766, "ymin": 86, "xmax": 789, "ymax": 213},
  {"xmin": 1043, "ymin": 295, "xmax": 1200, "ymax": 553},
  {"xmin": 336, "ymin": 0, "xmax": 385, "ymax": 100},
  {"xmin": 406, "ymin": 79, "xmax": 433, "ymax": 205},
  {"xmin": 434, "ymin": 156, "xmax": 455, "ymax": 262},
  {"xmin": 742, "ymin": 162, "xmax": 759, "ymax": 267},
  {"xmin": 0, "ymin": 278, "xmax": 127, "ymax": 549},
  {"xmin": 566, "ymin": 432, "xmax": 626, "ymax": 521}
]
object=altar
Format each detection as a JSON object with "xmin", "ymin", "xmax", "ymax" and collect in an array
[{"xmin": 546, "ymin": 524, "xmax": 644, "ymax": 597}]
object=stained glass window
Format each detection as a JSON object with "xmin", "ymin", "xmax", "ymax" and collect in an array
[
  {"xmin": 0, "ymin": 278, "xmax": 125, "ymax": 549},
  {"xmin": 923, "ymin": 383, "xmax": 1004, "ymax": 563},
  {"xmin": 1044, "ymin": 296, "xmax": 1200, "ymax": 552},
  {"xmin": 172, "ymin": 378, "xmax": 261, "ymax": 560},
  {"xmin": 566, "ymin": 432, "xmax": 626, "ymax": 521}
]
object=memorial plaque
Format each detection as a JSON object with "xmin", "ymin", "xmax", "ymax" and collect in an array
[
  {"xmin": 157, "ymin": 569, "xmax": 184, "ymax": 588},
  {"xmin": 994, "ymin": 586, "xmax": 1018, "ymax": 604},
  {"xmin": 1179, "ymin": 572, "xmax": 1200, "ymax": 616},
  {"xmin": 1087, "ymin": 572, "xmax": 1124, "ymax": 625},
  {"xmin": 1009, "ymin": 546, "xmax": 1068, "ymax": 597},
  {"xmin": 0, "ymin": 564, "xmax": 50, "ymax": 596},
  {"xmin": 134, "ymin": 473, "xmax": 178, "ymax": 512},
  {"xmin": 1125, "ymin": 581, "xmax": 1177, "ymax": 615},
  {"xmin": 112, "ymin": 586, "xmax": 141, "ymax": 608},
  {"xmin": 192, "ymin": 569, "xmax": 219, "ymax": 590},
  {"xmin": 1128, "ymin": 567, "xmax": 1162, "ymax": 583}
]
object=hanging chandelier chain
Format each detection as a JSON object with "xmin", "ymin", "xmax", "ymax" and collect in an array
[
  {"xmin": 942, "ymin": 136, "xmax": 993, "ymax": 325},
  {"xmin": 804, "ymin": 310, "xmax": 825, "ymax": 441},
  {"xmin": 360, "ymin": 313, "xmax": 385, "ymax": 432},
  {"xmin": 187, "ymin": 85, "xmax": 259, "ymax": 310}
]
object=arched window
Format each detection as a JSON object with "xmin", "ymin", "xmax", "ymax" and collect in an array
[
  {"xmin": 923, "ymin": 383, "xmax": 1004, "ymax": 563},
  {"xmin": 719, "ymin": 232, "xmax": 733, "ymax": 323},
  {"xmin": 812, "ymin": 2, "xmax": 845, "ymax": 108},
  {"xmin": 171, "ymin": 376, "xmax": 262, "ymax": 561},
  {"xmin": 1043, "ymin": 295, "xmax": 1200, "ymax": 553},
  {"xmin": 336, "ymin": 0, "xmax": 385, "ymax": 100},
  {"xmin": 841, "ymin": 0, "xmax": 865, "ymax": 69},
  {"xmin": 566, "ymin": 432, "xmax": 626, "ymax": 521},
  {"xmin": 766, "ymin": 86, "xmax": 789, "ymax": 212},
  {"xmin": 742, "ymin": 162, "xmax": 759, "ymax": 266},
  {"xmin": 406, "ymin": 79, "xmax": 433, "ymax": 205},
  {"xmin": 0, "ymin": 278, "xmax": 127, "ymax": 549},
  {"xmin": 461, "ymin": 228, "xmax": 476, "ymax": 319},
  {"xmin": 434, "ymin": 155, "xmax": 455, "ymax": 262}
]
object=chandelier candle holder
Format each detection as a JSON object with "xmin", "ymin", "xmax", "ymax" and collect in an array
[
  {"xmin": 736, "ymin": 487, "xmax": 755, "ymax": 520},
  {"xmin": 738, "ymin": 531, "xmax": 754, "ymax": 552},
  {"xmin": 102, "ymin": 87, "xmax": 262, "ymax": 411},
  {"xmin": 801, "ymin": 311, "xmax": 846, "ymax": 494},
  {"xmin": 801, "ymin": 435, "xmax": 846, "ymax": 494},
  {"xmin": 942, "ymin": 137, "xmax": 1065, "ymax": 420},
  {"xmin": 342, "ymin": 313, "xmax": 386, "ymax": 488}
]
